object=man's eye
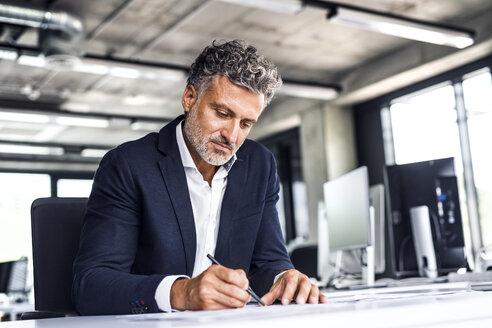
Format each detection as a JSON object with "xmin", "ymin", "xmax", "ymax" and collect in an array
[
  {"xmin": 241, "ymin": 122, "xmax": 252, "ymax": 129},
  {"xmin": 217, "ymin": 111, "xmax": 228, "ymax": 117}
]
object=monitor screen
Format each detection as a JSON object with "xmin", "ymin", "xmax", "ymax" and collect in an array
[
  {"xmin": 8, "ymin": 257, "xmax": 28, "ymax": 293},
  {"xmin": 323, "ymin": 166, "xmax": 370, "ymax": 250},
  {"xmin": 384, "ymin": 157, "xmax": 466, "ymax": 277},
  {"xmin": 0, "ymin": 258, "xmax": 28, "ymax": 295},
  {"xmin": 0, "ymin": 261, "xmax": 13, "ymax": 294}
]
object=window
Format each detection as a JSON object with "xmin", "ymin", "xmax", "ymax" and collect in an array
[
  {"xmin": 462, "ymin": 69, "xmax": 492, "ymax": 246},
  {"xmin": 0, "ymin": 173, "xmax": 50, "ymax": 262},
  {"xmin": 390, "ymin": 83, "xmax": 461, "ymax": 165},
  {"xmin": 57, "ymin": 179, "xmax": 93, "ymax": 197},
  {"xmin": 0, "ymin": 171, "xmax": 93, "ymax": 299},
  {"xmin": 385, "ymin": 65, "xmax": 492, "ymax": 251}
]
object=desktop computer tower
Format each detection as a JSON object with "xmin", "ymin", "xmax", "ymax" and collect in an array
[{"xmin": 383, "ymin": 158, "xmax": 468, "ymax": 278}]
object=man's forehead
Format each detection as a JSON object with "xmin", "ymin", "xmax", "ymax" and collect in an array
[
  {"xmin": 205, "ymin": 77, "xmax": 263, "ymax": 118},
  {"xmin": 208, "ymin": 75, "xmax": 265, "ymax": 106}
]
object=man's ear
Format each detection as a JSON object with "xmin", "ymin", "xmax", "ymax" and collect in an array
[{"xmin": 182, "ymin": 85, "xmax": 198, "ymax": 114}]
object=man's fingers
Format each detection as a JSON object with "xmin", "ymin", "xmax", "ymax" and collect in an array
[
  {"xmin": 213, "ymin": 265, "xmax": 249, "ymax": 290},
  {"xmin": 261, "ymin": 283, "xmax": 283, "ymax": 305},
  {"xmin": 280, "ymin": 273, "xmax": 299, "ymax": 305},
  {"xmin": 204, "ymin": 267, "xmax": 250, "ymax": 301},
  {"xmin": 294, "ymin": 277, "xmax": 312, "ymax": 304},
  {"xmin": 210, "ymin": 289, "xmax": 250, "ymax": 309},
  {"xmin": 263, "ymin": 270, "xmax": 326, "ymax": 306},
  {"xmin": 307, "ymin": 284, "xmax": 320, "ymax": 304},
  {"xmin": 187, "ymin": 268, "xmax": 250, "ymax": 310},
  {"xmin": 212, "ymin": 276, "xmax": 250, "ymax": 304}
]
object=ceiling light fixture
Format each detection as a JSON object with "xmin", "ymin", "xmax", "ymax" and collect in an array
[
  {"xmin": 130, "ymin": 120, "xmax": 166, "ymax": 132},
  {"xmin": 316, "ymin": 1, "xmax": 475, "ymax": 49},
  {"xmin": 55, "ymin": 116, "xmax": 110, "ymax": 128},
  {"xmin": 80, "ymin": 148, "xmax": 109, "ymax": 158},
  {"xmin": 224, "ymin": 0, "xmax": 475, "ymax": 49},
  {"xmin": 0, "ymin": 143, "xmax": 64, "ymax": 156},
  {"xmin": 280, "ymin": 81, "xmax": 340, "ymax": 101},
  {"xmin": 0, "ymin": 111, "xmax": 50, "ymax": 124},
  {"xmin": 7, "ymin": 52, "xmax": 187, "ymax": 82},
  {"xmin": 217, "ymin": 0, "xmax": 303, "ymax": 14},
  {"xmin": 0, "ymin": 48, "xmax": 18, "ymax": 60}
]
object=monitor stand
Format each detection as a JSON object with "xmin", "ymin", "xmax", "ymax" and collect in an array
[
  {"xmin": 362, "ymin": 206, "xmax": 375, "ymax": 286},
  {"xmin": 332, "ymin": 206, "xmax": 376, "ymax": 289},
  {"xmin": 362, "ymin": 244, "xmax": 375, "ymax": 286}
]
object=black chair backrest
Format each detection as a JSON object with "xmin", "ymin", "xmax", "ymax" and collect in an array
[
  {"xmin": 289, "ymin": 244, "xmax": 318, "ymax": 279},
  {"xmin": 31, "ymin": 197, "xmax": 87, "ymax": 315}
]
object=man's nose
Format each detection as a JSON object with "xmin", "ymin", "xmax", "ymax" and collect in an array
[{"xmin": 223, "ymin": 120, "xmax": 240, "ymax": 145}]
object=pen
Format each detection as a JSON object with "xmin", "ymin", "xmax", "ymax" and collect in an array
[{"xmin": 206, "ymin": 253, "xmax": 265, "ymax": 306}]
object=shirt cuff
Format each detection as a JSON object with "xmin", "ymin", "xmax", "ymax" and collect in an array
[
  {"xmin": 155, "ymin": 275, "xmax": 189, "ymax": 312},
  {"xmin": 274, "ymin": 270, "xmax": 288, "ymax": 284}
]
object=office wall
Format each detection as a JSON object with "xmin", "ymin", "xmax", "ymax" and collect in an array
[{"xmin": 300, "ymin": 104, "xmax": 357, "ymax": 242}]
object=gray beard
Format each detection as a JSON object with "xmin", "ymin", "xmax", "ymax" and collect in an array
[{"xmin": 183, "ymin": 108, "xmax": 236, "ymax": 166}]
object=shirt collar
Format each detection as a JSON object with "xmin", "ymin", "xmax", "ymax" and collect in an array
[{"xmin": 176, "ymin": 120, "xmax": 237, "ymax": 174}]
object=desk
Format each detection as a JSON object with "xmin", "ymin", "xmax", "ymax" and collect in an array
[{"xmin": 1, "ymin": 286, "xmax": 492, "ymax": 327}]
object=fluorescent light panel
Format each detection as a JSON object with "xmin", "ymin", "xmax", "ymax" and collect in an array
[
  {"xmin": 5, "ymin": 53, "xmax": 186, "ymax": 82},
  {"xmin": 0, "ymin": 48, "xmax": 18, "ymax": 60},
  {"xmin": 0, "ymin": 143, "xmax": 64, "ymax": 155},
  {"xmin": 0, "ymin": 111, "xmax": 50, "ymax": 124},
  {"xmin": 0, "ymin": 110, "xmax": 110, "ymax": 128},
  {"xmin": 55, "ymin": 116, "xmax": 109, "ymax": 128},
  {"xmin": 329, "ymin": 6, "xmax": 474, "ymax": 49},
  {"xmin": 130, "ymin": 121, "xmax": 164, "ymax": 131},
  {"xmin": 81, "ymin": 148, "xmax": 109, "ymax": 158},
  {"xmin": 280, "ymin": 82, "xmax": 339, "ymax": 101},
  {"xmin": 17, "ymin": 54, "xmax": 46, "ymax": 67},
  {"xmin": 217, "ymin": 0, "xmax": 303, "ymax": 14}
]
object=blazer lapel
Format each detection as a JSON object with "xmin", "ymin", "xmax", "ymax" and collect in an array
[
  {"xmin": 214, "ymin": 156, "xmax": 249, "ymax": 264},
  {"xmin": 157, "ymin": 116, "xmax": 196, "ymax": 276}
]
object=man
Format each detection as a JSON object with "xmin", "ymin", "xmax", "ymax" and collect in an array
[{"xmin": 73, "ymin": 40, "xmax": 326, "ymax": 315}]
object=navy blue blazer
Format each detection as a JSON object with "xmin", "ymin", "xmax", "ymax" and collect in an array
[{"xmin": 72, "ymin": 116, "xmax": 293, "ymax": 315}]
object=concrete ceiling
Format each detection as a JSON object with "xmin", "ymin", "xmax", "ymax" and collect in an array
[{"xmin": 1, "ymin": 0, "xmax": 492, "ymax": 169}]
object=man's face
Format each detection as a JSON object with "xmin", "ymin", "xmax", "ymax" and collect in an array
[{"xmin": 182, "ymin": 75, "xmax": 264, "ymax": 166}]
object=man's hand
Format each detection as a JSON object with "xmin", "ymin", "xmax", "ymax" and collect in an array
[
  {"xmin": 261, "ymin": 269, "xmax": 327, "ymax": 305},
  {"xmin": 170, "ymin": 264, "xmax": 251, "ymax": 310}
]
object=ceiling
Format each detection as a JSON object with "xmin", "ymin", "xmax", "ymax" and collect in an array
[{"xmin": 1, "ymin": 0, "xmax": 492, "ymax": 171}]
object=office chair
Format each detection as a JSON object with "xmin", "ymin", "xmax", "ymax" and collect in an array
[
  {"xmin": 289, "ymin": 244, "xmax": 318, "ymax": 279},
  {"xmin": 21, "ymin": 197, "xmax": 87, "ymax": 320}
]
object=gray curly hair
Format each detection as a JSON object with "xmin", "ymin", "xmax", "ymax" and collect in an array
[{"xmin": 187, "ymin": 40, "xmax": 282, "ymax": 107}]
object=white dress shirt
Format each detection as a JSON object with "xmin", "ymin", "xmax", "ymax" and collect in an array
[{"xmin": 155, "ymin": 121, "xmax": 236, "ymax": 312}]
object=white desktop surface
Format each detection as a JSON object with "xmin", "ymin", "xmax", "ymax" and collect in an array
[{"xmin": 1, "ymin": 287, "xmax": 492, "ymax": 327}]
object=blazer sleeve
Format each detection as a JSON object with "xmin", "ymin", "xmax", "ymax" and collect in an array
[
  {"xmin": 248, "ymin": 152, "xmax": 294, "ymax": 296},
  {"xmin": 72, "ymin": 148, "xmax": 163, "ymax": 315}
]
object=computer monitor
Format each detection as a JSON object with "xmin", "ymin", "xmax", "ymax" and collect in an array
[
  {"xmin": 324, "ymin": 166, "xmax": 370, "ymax": 250},
  {"xmin": 0, "ymin": 257, "xmax": 28, "ymax": 295},
  {"xmin": 318, "ymin": 166, "xmax": 374, "ymax": 286},
  {"xmin": 384, "ymin": 157, "xmax": 467, "ymax": 278},
  {"xmin": 0, "ymin": 261, "xmax": 12, "ymax": 294}
]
